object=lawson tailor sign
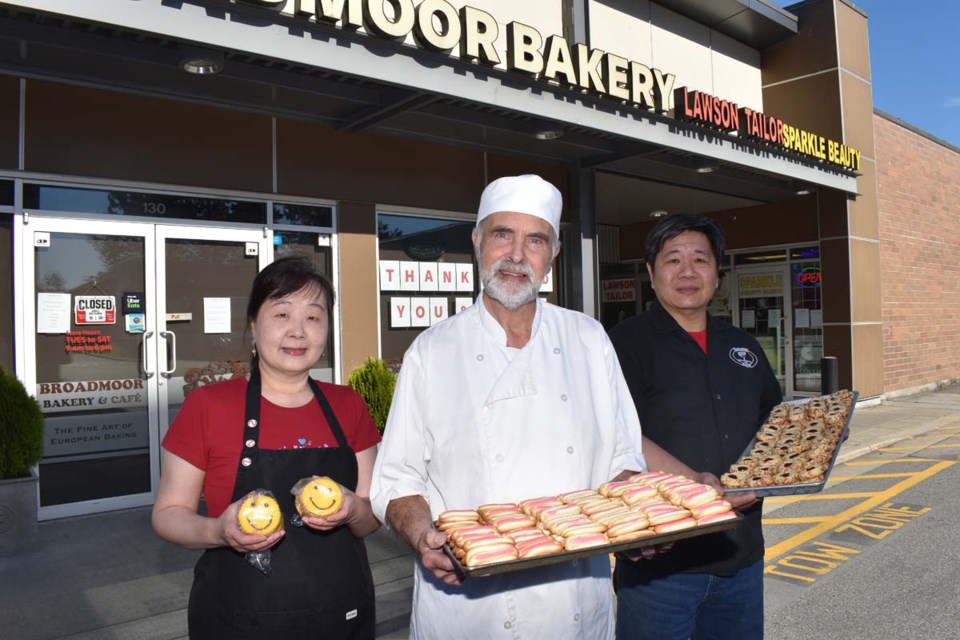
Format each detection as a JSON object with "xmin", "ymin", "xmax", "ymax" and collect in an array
[{"xmin": 229, "ymin": 0, "xmax": 858, "ymax": 173}]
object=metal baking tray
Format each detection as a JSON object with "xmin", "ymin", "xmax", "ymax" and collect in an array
[
  {"xmin": 442, "ymin": 513, "xmax": 742, "ymax": 579},
  {"xmin": 724, "ymin": 391, "xmax": 859, "ymax": 498}
]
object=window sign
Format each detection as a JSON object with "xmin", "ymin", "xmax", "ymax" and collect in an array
[{"xmin": 74, "ymin": 296, "xmax": 116, "ymax": 325}]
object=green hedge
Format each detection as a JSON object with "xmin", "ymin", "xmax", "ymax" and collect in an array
[
  {"xmin": 347, "ymin": 358, "xmax": 396, "ymax": 434},
  {"xmin": 0, "ymin": 368, "xmax": 44, "ymax": 479}
]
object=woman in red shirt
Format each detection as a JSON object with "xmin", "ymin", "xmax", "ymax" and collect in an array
[{"xmin": 153, "ymin": 256, "xmax": 381, "ymax": 639}]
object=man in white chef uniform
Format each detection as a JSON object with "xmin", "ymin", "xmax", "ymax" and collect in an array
[{"xmin": 371, "ymin": 174, "xmax": 646, "ymax": 639}]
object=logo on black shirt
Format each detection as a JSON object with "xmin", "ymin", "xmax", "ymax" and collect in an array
[{"xmin": 729, "ymin": 347, "xmax": 759, "ymax": 368}]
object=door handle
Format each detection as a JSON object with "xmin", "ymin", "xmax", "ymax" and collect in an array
[
  {"xmin": 141, "ymin": 330, "xmax": 155, "ymax": 378},
  {"xmin": 160, "ymin": 330, "xmax": 177, "ymax": 377}
]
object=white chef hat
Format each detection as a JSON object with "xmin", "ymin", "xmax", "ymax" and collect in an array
[{"xmin": 476, "ymin": 175, "xmax": 562, "ymax": 238}]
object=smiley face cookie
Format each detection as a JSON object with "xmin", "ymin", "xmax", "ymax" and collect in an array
[
  {"xmin": 292, "ymin": 476, "xmax": 343, "ymax": 517},
  {"xmin": 237, "ymin": 490, "xmax": 283, "ymax": 535}
]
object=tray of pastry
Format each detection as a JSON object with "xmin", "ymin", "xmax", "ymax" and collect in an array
[
  {"xmin": 435, "ymin": 472, "xmax": 743, "ymax": 579},
  {"xmin": 721, "ymin": 389, "xmax": 858, "ymax": 498}
]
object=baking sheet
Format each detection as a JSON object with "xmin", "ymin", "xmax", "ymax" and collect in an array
[
  {"xmin": 724, "ymin": 391, "xmax": 859, "ymax": 498},
  {"xmin": 443, "ymin": 513, "xmax": 742, "ymax": 579}
]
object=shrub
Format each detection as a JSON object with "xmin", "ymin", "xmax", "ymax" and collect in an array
[
  {"xmin": 347, "ymin": 358, "xmax": 396, "ymax": 434},
  {"xmin": 0, "ymin": 367, "xmax": 45, "ymax": 479}
]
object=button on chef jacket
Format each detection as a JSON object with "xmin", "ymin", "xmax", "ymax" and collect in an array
[{"xmin": 372, "ymin": 294, "xmax": 646, "ymax": 640}]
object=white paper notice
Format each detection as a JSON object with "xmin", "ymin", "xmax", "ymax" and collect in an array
[
  {"xmin": 741, "ymin": 309, "xmax": 756, "ymax": 329},
  {"xmin": 795, "ymin": 308, "xmax": 811, "ymax": 329},
  {"xmin": 37, "ymin": 293, "xmax": 71, "ymax": 333},
  {"xmin": 768, "ymin": 309, "xmax": 781, "ymax": 328},
  {"xmin": 203, "ymin": 298, "xmax": 231, "ymax": 334},
  {"xmin": 810, "ymin": 309, "xmax": 823, "ymax": 328}
]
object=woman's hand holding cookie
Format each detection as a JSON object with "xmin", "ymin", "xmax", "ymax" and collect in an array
[{"xmin": 222, "ymin": 497, "xmax": 285, "ymax": 552}]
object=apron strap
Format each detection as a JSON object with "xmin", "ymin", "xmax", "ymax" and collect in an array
[
  {"xmin": 308, "ymin": 377, "xmax": 350, "ymax": 450},
  {"xmin": 233, "ymin": 360, "xmax": 265, "ymax": 495}
]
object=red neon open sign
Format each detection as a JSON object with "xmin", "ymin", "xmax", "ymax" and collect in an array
[{"xmin": 795, "ymin": 266, "xmax": 821, "ymax": 288}]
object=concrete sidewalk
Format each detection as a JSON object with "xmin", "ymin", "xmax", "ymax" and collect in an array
[{"xmin": 3, "ymin": 385, "xmax": 959, "ymax": 640}]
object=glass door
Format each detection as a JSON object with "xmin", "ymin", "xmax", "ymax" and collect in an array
[
  {"xmin": 156, "ymin": 226, "xmax": 267, "ymax": 441},
  {"xmin": 735, "ymin": 267, "xmax": 791, "ymax": 397},
  {"xmin": 25, "ymin": 218, "xmax": 267, "ymax": 519},
  {"xmin": 26, "ymin": 219, "xmax": 157, "ymax": 518},
  {"xmin": 790, "ymin": 261, "xmax": 823, "ymax": 395}
]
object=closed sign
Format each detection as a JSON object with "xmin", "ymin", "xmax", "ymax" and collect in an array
[{"xmin": 75, "ymin": 296, "xmax": 116, "ymax": 325}]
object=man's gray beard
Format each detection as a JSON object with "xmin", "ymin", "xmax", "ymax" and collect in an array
[{"xmin": 481, "ymin": 258, "xmax": 543, "ymax": 310}]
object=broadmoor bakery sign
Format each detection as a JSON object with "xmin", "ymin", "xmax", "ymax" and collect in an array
[{"xmin": 229, "ymin": 0, "xmax": 859, "ymax": 171}]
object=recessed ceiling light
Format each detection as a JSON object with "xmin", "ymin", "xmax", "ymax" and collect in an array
[
  {"xmin": 693, "ymin": 158, "xmax": 719, "ymax": 173},
  {"xmin": 649, "ymin": 210, "xmax": 669, "ymax": 218},
  {"xmin": 179, "ymin": 45, "xmax": 225, "ymax": 75},
  {"xmin": 535, "ymin": 128, "xmax": 564, "ymax": 141}
]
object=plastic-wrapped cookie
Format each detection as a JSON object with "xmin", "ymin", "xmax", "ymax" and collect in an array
[
  {"xmin": 237, "ymin": 490, "xmax": 283, "ymax": 535},
  {"xmin": 291, "ymin": 476, "xmax": 343, "ymax": 517}
]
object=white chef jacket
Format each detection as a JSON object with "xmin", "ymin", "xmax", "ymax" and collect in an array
[{"xmin": 371, "ymin": 294, "xmax": 646, "ymax": 640}]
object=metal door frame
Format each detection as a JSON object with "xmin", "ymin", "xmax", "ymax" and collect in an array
[
  {"xmin": 153, "ymin": 225, "xmax": 269, "ymax": 445},
  {"xmin": 732, "ymin": 263, "xmax": 794, "ymax": 398}
]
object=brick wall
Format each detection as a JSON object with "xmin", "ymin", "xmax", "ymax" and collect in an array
[{"xmin": 876, "ymin": 114, "xmax": 960, "ymax": 392}]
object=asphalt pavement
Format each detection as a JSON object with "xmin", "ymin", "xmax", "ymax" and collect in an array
[{"xmin": 2, "ymin": 384, "xmax": 959, "ymax": 640}]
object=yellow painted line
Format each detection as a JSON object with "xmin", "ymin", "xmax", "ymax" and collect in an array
[
  {"xmin": 765, "ymin": 492, "xmax": 877, "ymax": 503},
  {"xmin": 844, "ymin": 458, "xmax": 942, "ymax": 465},
  {"xmin": 827, "ymin": 473, "xmax": 918, "ymax": 480},
  {"xmin": 765, "ymin": 460, "xmax": 956, "ymax": 561},
  {"xmin": 935, "ymin": 426, "xmax": 960, "ymax": 431},
  {"xmin": 879, "ymin": 444, "xmax": 960, "ymax": 451},
  {"xmin": 762, "ymin": 516, "xmax": 832, "ymax": 525},
  {"xmin": 904, "ymin": 433, "xmax": 960, "ymax": 440}
]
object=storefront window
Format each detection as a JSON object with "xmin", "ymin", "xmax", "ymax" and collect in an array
[
  {"xmin": 791, "ymin": 261, "xmax": 823, "ymax": 393},
  {"xmin": 274, "ymin": 230, "xmax": 335, "ymax": 376},
  {"xmin": 734, "ymin": 249, "xmax": 787, "ymax": 265},
  {"xmin": 273, "ymin": 203, "xmax": 333, "ymax": 227},
  {"xmin": 23, "ymin": 184, "xmax": 266, "ymax": 224},
  {"xmin": 377, "ymin": 213, "xmax": 476, "ymax": 366}
]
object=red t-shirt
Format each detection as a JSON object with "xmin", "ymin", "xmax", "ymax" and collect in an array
[
  {"xmin": 162, "ymin": 376, "xmax": 381, "ymax": 517},
  {"xmin": 689, "ymin": 329, "xmax": 708, "ymax": 353}
]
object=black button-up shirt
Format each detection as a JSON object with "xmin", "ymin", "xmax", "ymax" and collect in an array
[{"xmin": 610, "ymin": 299, "xmax": 782, "ymax": 576}]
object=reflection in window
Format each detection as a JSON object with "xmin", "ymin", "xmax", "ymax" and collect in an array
[
  {"xmin": 273, "ymin": 203, "xmax": 333, "ymax": 227},
  {"xmin": 274, "ymin": 231, "xmax": 335, "ymax": 375},
  {"xmin": 0, "ymin": 179, "xmax": 13, "ymax": 206},
  {"xmin": 23, "ymin": 184, "xmax": 266, "ymax": 224},
  {"xmin": 378, "ymin": 214, "xmax": 477, "ymax": 365}
]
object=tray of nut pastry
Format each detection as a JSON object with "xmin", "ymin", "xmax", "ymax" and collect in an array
[
  {"xmin": 436, "ymin": 471, "xmax": 742, "ymax": 579},
  {"xmin": 721, "ymin": 389, "xmax": 858, "ymax": 498}
]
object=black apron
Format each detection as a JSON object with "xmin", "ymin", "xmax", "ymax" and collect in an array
[{"xmin": 188, "ymin": 364, "xmax": 376, "ymax": 640}]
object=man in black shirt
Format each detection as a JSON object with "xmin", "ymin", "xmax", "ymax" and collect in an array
[{"xmin": 610, "ymin": 213, "xmax": 782, "ymax": 640}]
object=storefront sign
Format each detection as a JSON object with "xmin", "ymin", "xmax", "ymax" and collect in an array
[
  {"xmin": 676, "ymin": 87, "xmax": 861, "ymax": 171},
  {"xmin": 231, "ymin": 1, "xmax": 855, "ymax": 174},
  {"xmin": 794, "ymin": 266, "xmax": 822, "ymax": 288},
  {"xmin": 74, "ymin": 295, "xmax": 116, "ymax": 325},
  {"xmin": 738, "ymin": 273, "xmax": 783, "ymax": 298},
  {"xmin": 389, "ymin": 296, "xmax": 450, "ymax": 328},
  {"xmin": 601, "ymin": 278, "xmax": 636, "ymax": 303},
  {"xmin": 64, "ymin": 329, "xmax": 112, "ymax": 354},
  {"xmin": 36, "ymin": 378, "xmax": 147, "ymax": 414},
  {"xmin": 43, "ymin": 410, "xmax": 149, "ymax": 458},
  {"xmin": 232, "ymin": 0, "xmax": 676, "ymax": 113},
  {"xmin": 380, "ymin": 260, "xmax": 474, "ymax": 292}
]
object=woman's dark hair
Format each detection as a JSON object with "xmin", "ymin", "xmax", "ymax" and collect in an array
[
  {"xmin": 645, "ymin": 213, "xmax": 725, "ymax": 274},
  {"xmin": 246, "ymin": 256, "xmax": 336, "ymax": 326}
]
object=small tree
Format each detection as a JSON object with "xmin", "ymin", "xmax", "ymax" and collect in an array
[
  {"xmin": 347, "ymin": 358, "xmax": 396, "ymax": 434},
  {"xmin": 0, "ymin": 367, "xmax": 45, "ymax": 479}
]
